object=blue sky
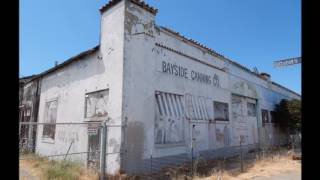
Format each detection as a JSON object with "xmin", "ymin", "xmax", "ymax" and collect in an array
[{"xmin": 20, "ymin": 0, "xmax": 301, "ymax": 94}]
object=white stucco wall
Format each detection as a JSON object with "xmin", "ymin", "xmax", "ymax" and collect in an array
[
  {"xmin": 121, "ymin": 0, "xmax": 300, "ymax": 166},
  {"xmin": 36, "ymin": 1, "xmax": 126, "ymax": 174},
  {"xmin": 34, "ymin": 0, "xmax": 300, "ymax": 174},
  {"xmin": 122, "ymin": 2, "xmax": 232, "ymax": 165}
]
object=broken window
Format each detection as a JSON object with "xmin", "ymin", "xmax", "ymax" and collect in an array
[
  {"xmin": 270, "ymin": 111, "xmax": 275, "ymax": 123},
  {"xmin": 42, "ymin": 100, "xmax": 58, "ymax": 139},
  {"xmin": 85, "ymin": 90, "xmax": 109, "ymax": 118},
  {"xmin": 247, "ymin": 102, "xmax": 256, "ymax": 117},
  {"xmin": 155, "ymin": 91, "xmax": 185, "ymax": 144},
  {"xmin": 214, "ymin": 101, "xmax": 229, "ymax": 121},
  {"xmin": 261, "ymin": 109, "xmax": 269, "ymax": 123}
]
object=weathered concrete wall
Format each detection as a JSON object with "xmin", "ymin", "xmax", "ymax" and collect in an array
[
  {"xmin": 33, "ymin": 0, "xmax": 300, "ymax": 175},
  {"xmin": 121, "ymin": 0, "xmax": 300, "ymax": 174},
  {"xmin": 228, "ymin": 61, "xmax": 299, "ymax": 148},
  {"xmin": 36, "ymin": 1, "xmax": 126, "ymax": 174},
  {"xmin": 122, "ymin": 1, "xmax": 233, "ymax": 174}
]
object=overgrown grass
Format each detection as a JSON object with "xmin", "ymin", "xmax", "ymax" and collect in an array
[
  {"xmin": 19, "ymin": 154, "xmax": 98, "ymax": 180},
  {"xmin": 194, "ymin": 149, "xmax": 301, "ymax": 180},
  {"xmin": 45, "ymin": 160, "xmax": 83, "ymax": 179}
]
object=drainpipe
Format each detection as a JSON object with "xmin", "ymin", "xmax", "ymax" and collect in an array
[{"xmin": 100, "ymin": 120, "xmax": 107, "ymax": 180}]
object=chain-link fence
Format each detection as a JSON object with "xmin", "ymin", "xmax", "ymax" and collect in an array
[
  {"xmin": 19, "ymin": 121, "xmax": 124, "ymax": 179},
  {"xmin": 19, "ymin": 121, "xmax": 300, "ymax": 179},
  {"xmin": 120, "ymin": 143, "xmax": 288, "ymax": 179},
  {"xmin": 119, "ymin": 126, "xmax": 300, "ymax": 179},
  {"xmin": 19, "ymin": 122, "xmax": 102, "ymax": 167}
]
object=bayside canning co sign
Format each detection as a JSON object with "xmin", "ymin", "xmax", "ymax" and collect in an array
[{"xmin": 161, "ymin": 60, "xmax": 220, "ymax": 88}]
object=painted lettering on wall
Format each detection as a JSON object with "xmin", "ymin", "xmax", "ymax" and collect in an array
[{"xmin": 161, "ymin": 61, "xmax": 220, "ymax": 87}]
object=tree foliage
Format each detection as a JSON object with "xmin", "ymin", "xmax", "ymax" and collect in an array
[{"xmin": 273, "ymin": 99, "xmax": 301, "ymax": 133}]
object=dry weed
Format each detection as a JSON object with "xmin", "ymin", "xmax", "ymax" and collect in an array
[{"xmin": 196, "ymin": 152, "xmax": 300, "ymax": 180}]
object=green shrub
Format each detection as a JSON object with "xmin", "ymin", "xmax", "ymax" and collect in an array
[{"xmin": 273, "ymin": 99, "xmax": 301, "ymax": 133}]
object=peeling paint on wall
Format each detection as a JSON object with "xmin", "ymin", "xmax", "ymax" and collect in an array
[
  {"xmin": 232, "ymin": 81, "xmax": 257, "ymax": 98},
  {"xmin": 125, "ymin": 2, "xmax": 155, "ymax": 42}
]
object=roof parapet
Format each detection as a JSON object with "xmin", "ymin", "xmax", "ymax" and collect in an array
[{"xmin": 100, "ymin": 0, "xmax": 158, "ymax": 15}]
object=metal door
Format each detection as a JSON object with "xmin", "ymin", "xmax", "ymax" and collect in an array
[{"xmin": 87, "ymin": 124, "xmax": 101, "ymax": 169}]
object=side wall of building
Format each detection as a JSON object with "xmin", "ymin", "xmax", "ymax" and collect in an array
[
  {"xmin": 32, "ymin": 1, "xmax": 300, "ymax": 175},
  {"xmin": 35, "ymin": 1, "xmax": 126, "ymax": 174}
]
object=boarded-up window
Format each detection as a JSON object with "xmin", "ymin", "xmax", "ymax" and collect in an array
[
  {"xmin": 261, "ymin": 109, "xmax": 269, "ymax": 123},
  {"xmin": 85, "ymin": 90, "xmax": 109, "ymax": 118},
  {"xmin": 247, "ymin": 102, "xmax": 256, "ymax": 117},
  {"xmin": 43, "ymin": 100, "xmax": 58, "ymax": 139},
  {"xmin": 214, "ymin": 101, "xmax": 229, "ymax": 121},
  {"xmin": 155, "ymin": 91, "xmax": 185, "ymax": 144},
  {"xmin": 185, "ymin": 94, "xmax": 210, "ymax": 120}
]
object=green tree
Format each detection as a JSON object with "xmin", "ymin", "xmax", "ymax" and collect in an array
[{"xmin": 273, "ymin": 99, "xmax": 301, "ymax": 133}]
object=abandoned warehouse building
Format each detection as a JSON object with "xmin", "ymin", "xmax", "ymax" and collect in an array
[{"xmin": 19, "ymin": 0, "xmax": 301, "ymax": 175}]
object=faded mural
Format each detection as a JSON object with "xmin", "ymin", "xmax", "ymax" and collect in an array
[
  {"xmin": 155, "ymin": 91, "xmax": 185, "ymax": 144},
  {"xmin": 185, "ymin": 94, "xmax": 211, "ymax": 121},
  {"xmin": 215, "ymin": 124, "xmax": 231, "ymax": 148}
]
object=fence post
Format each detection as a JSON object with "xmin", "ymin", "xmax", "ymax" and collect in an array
[
  {"xmin": 240, "ymin": 136, "xmax": 244, "ymax": 172},
  {"xmin": 292, "ymin": 135, "xmax": 295, "ymax": 153},
  {"xmin": 150, "ymin": 153, "xmax": 153, "ymax": 175},
  {"xmin": 100, "ymin": 120, "xmax": 107, "ymax": 180},
  {"xmin": 191, "ymin": 124, "xmax": 195, "ymax": 177},
  {"xmin": 27, "ymin": 122, "xmax": 33, "ymax": 152},
  {"xmin": 19, "ymin": 123, "xmax": 21, "ymax": 141}
]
